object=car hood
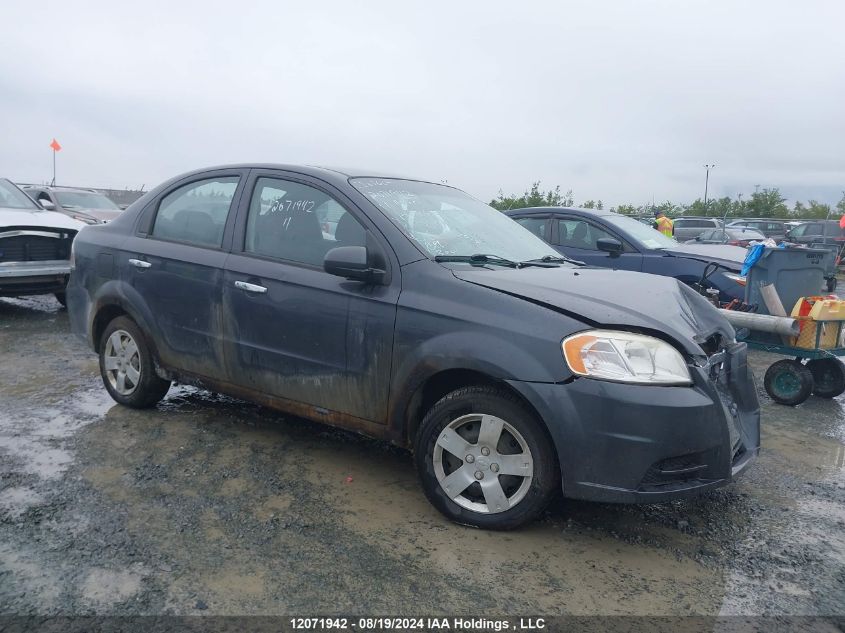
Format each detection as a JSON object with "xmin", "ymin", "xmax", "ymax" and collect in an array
[
  {"xmin": 67, "ymin": 207, "xmax": 121, "ymax": 222},
  {"xmin": 0, "ymin": 206, "xmax": 86, "ymax": 231},
  {"xmin": 663, "ymin": 244, "xmax": 747, "ymax": 268},
  {"xmin": 452, "ymin": 266, "xmax": 734, "ymax": 355}
]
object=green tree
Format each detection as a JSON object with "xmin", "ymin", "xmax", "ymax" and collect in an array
[
  {"xmin": 489, "ymin": 182, "xmax": 574, "ymax": 211},
  {"xmin": 746, "ymin": 188, "xmax": 788, "ymax": 218},
  {"xmin": 836, "ymin": 192, "xmax": 845, "ymax": 215},
  {"xmin": 612, "ymin": 204, "xmax": 638, "ymax": 215},
  {"xmin": 806, "ymin": 200, "xmax": 832, "ymax": 219}
]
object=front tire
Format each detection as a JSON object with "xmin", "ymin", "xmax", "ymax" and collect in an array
[
  {"xmin": 99, "ymin": 316, "xmax": 171, "ymax": 408},
  {"xmin": 763, "ymin": 359, "xmax": 813, "ymax": 406},
  {"xmin": 414, "ymin": 386, "xmax": 559, "ymax": 530}
]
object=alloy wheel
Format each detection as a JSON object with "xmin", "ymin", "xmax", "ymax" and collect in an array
[
  {"xmin": 102, "ymin": 329, "xmax": 141, "ymax": 395},
  {"xmin": 432, "ymin": 413, "xmax": 534, "ymax": 514}
]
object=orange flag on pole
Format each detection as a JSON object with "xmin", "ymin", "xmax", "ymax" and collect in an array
[{"xmin": 50, "ymin": 138, "xmax": 62, "ymax": 152}]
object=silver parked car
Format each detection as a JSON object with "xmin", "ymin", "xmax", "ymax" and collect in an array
[
  {"xmin": 0, "ymin": 178, "xmax": 84, "ymax": 304},
  {"xmin": 22, "ymin": 185, "xmax": 123, "ymax": 225},
  {"xmin": 671, "ymin": 217, "xmax": 723, "ymax": 242}
]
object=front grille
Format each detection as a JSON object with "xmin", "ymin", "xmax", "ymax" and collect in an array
[{"xmin": 0, "ymin": 228, "xmax": 75, "ymax": 263}]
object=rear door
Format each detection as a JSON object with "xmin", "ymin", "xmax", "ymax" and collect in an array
[
  {"xmin": 221, "ymin": 170, "xmax": 399, "ymax": 423},
  {"xmin": 553, "ymin": 216, "xmax": 643, "ymax": 271},
  {"xmin": 123, "ymin": 169, "xmax": 246, "ymax": 378}
]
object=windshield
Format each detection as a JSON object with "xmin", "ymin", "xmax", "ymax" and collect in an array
[
  {"xmin": 351, "ymin": 178, "xmax": 561, "ymax": 262},
  {"xmin": 0, "ymin": 179, "xmax": 39, "ymax": 210},
  {"xmin": 726, "ymin": 229, "xmax": 765, "ymax": 239},
  {"xmin": 55, "ymin": 191, "xmax": 120, "ymax": 210},
  {"xmin": 603, "ymin": 214, "xmax": 679, "ymax": 250}
]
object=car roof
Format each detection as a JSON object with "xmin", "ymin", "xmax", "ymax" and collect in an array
[
  {"xmin": 504, "ymin": 206, "xmax": 615, "ymax": 217},
  {"xmin": 21, "ymin": 185, "xmax": 99, "ymax": 194},
  {"xmin": 174, "ymin": 163, "xmax": 416, "ymax": 182}
]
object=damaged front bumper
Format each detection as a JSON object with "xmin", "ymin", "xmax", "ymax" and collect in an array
[
  {"xmin": 0, "ymin": 260, "xmax": 71, "ymax": 296},
  {"xmin": 508, "ymin": 341, "xmax": 761, "ymax": 503}
]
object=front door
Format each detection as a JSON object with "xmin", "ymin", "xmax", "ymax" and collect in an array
[
  {"xmin": 553, "ymin": 217, "xmax": 643, "ymax": 271},
  {"xmin": 221, "ymin": 171, "xmax": 399, "ymax": 423},
  {"xmin": 124, "ymin": 171, "xmax": 245, "ymax": 378}
]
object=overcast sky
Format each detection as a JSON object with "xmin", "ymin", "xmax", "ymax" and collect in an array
[{"xmin": 1, "ymin": 0, "xmax": 843, "ymax": 208}]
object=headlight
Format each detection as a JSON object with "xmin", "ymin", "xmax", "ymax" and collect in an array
[
  {"xmin": 562, "ymin": 330, "xmax": 692, "ymax": 385},
  {"xmin": 723, "ymin": 272, "xmax": 746, "ymax": 286}
]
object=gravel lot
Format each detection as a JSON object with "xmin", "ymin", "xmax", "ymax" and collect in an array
[{"xmin": 1, "ymin": 295, "xmax": 843, "ymax": 617}]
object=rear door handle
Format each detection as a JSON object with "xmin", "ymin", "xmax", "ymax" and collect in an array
[
  {"xmin": 234, "ymin": 280, "xmax": 267, "ymax": 294},
  {"xmin": 128, "ymin": 258, "xmax": 151, "ymax": 269}
]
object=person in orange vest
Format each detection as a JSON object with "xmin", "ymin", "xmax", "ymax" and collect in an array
[{"xmin": 653, "ymin": 210, "xmax": 674, "ymax": 237}]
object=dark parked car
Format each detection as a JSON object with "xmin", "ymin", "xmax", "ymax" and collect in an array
[
  {"xmin": 687, "ymin": 227, "xmax": 766, "ymax": 247},
  {"xmin": 726, "ymin": 219, "xmax": 786, "ymax": 241},
  {"xmin": 786, "ymin": 220, "xmax": 844, "ymax": 247},
  {"xmin": 507, "ymin": 207, "xmax": 749, "ymax": 301},
  {"xmin": 671, "ymin": 217, "xmax": 722, "ymax": 241},
  {"xmin": 68, "ymin": 165, "xmax": 759, "ymax": 529},
  {"xmin": 22, "ymin": 185, "xmax": 123, "ymax": 225}
]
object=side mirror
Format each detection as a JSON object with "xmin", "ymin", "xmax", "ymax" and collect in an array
[
  {"xmin": 695, "ymin": 235, "xmax": 702, "ymax": 241},
  {"xmin": 40, "ymin": 199, "xmax": 56, "ymax": 211},
  {"xmin": 324, "ymin": 246, "xmax": 385, "ymax": 283},
  {"xmin": 596, "ymin": 237, "xmax": 623, "ymax": 257}
]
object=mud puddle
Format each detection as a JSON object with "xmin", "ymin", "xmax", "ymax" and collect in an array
[{"xmin": 0, "ymin": 298, "xmax": 843, "ymax": 616}]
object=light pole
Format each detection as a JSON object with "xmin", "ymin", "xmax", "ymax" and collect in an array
[{"xmin": 703, "ymin": 164, "xmax": 716, "ymax": 214}]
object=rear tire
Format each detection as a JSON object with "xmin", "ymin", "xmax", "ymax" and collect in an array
[
  {"xmin": 99, "ymin": 316, "xmax": 171, "ymax": 408},
  {"xmin": 807, "ymin": 358, "xmax": 845, "ymax": 399},
  {"xmin": 763, "ymin": 359, "xmax": 813, "ymax": 406},
  {"xmin": 414, "ymin": 385, "xmax": 559, "ymax": 530},
  {"xmin": 826, "ymin": 277, "xmax": 837, "ymax": 293},
  {"xmin": 54, "ymin": 292, "xmax": 67, "ymax": 307}
]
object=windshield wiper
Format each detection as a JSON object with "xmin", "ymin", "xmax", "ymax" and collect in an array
[
  {"xmin": 434, "ymin": 254, "xmax": 520, "ymax": 268},
  {"xmin": 523, "ymin": 254, "xmax": 585, "ymax": 266},
  {"xmin": 434, "ymin": 254, "xmax": 572, "ymax": 269}
]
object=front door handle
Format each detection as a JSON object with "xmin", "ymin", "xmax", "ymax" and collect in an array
[
  {"xmin": 234, "ymin": 280, "xmax": 268, "ymax": 294},
  {"xmin": 128, "ymin": 258, "xmax": 151, "ymax": 269}
]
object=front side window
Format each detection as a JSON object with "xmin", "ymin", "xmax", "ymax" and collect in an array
[
  {"xmin": 245, "ymin": 177, "xmax": 366, "ymax": 266},
  {"xmin": 0, "ymin": 179, "xmax": 39, "ymax": 210},
  {"xmin": 558, "ymin": 219, "xmax": 615, "ymax": 251},
  {"xmin": 351, "ymin": 178, "xmax": 559, "ymax": 262},
  {"xmin": 152, "ymin": 177, "xmax": 239, "ymax": 247}
]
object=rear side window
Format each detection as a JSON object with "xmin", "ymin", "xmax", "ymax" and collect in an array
[
  {"xmin": 151, "ymin": 177, "xmax": 239, "ymax": 247},
  {"xmin": 514, "ymin": 217, "xmax": 548, "ymax": 241},
  {"xmin": 244, "ymin": 177, "xmax": 366, "ymax": 267}
]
